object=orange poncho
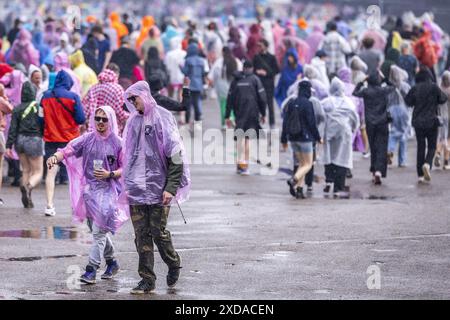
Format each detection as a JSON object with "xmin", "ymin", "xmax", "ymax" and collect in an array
[
  {"xmin": 136, "ymin": 16, "xmax": 155, "ymax": 52},
  {"xmin": 109, "ymin": 12, "xmax": 129, "ymax": 48}
]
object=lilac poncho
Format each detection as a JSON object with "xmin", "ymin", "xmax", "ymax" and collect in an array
[
  {"xmin": 60, "ymin": 105, "xmax": 129, "ymax": 233},
  {"xmin": 120, "ymin": 81, "xmax": 190, "ymax": 206}
]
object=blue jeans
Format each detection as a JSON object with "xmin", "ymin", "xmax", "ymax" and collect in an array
[{"xmin": 388, "ymin": 133, "xmax": 407, "ymax": 166}]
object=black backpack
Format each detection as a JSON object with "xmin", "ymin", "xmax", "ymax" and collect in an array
[{"xmin": 285, "ymin": 98, "xmax": 303, "ymax": 137}]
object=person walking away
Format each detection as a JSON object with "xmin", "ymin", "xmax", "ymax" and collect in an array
[
  {"xmin": 121, "ymin": 81, "xmax": 191, "ymax": 294},
  {"xmin": 144, "ymin": 47, "xmax": 169, "ymax": 88},
  {"xmin": 181, "ymin": 43, "xmax": 209, "ymax": 130},
  {"xmin": 358, "ymin": 37, "xmax": 382, "ymax": 77},
  {"xmin": 47, "ymin": 105, "xmax": 128, "ymax": 284},
  {"xmin": 40, "ymin": 70, "xmax": 86, "ymax": 216},
  {"xmin": 253, "ymin": 39, "xmax": 279, "ymax": 128},
  {"xmin": 387, "ymin": 65, "xmax": 411, "ymax": 167},
  {"xmin": 5, "ymin": 82, "xmax": 43, "ymax": 208},
  {"xmin": 398, "ymin": 42, "xmax": 419, "ymax": 86},
  {"xmin": 147, "ymin": 74, "xmax": 190, "ymax": 113},
  {"xmin": 353, "ymin": 71, "xmax": 395, "ymax": 185},
  {"xmin": 281, "ymin": 80, "xmax": 322, "ymax": 199},
  {"xmin": 8, "ymin": 29, "xmax": 40, "ymax": 70},
  {"xmin": 435, "ymin": 71, "xmax": 450, "ymax": 170},
  {"xmin": 225, "ymin": 60, "xmax": 267, "ymax": 176},
  {"xmin": 405, "ymin": 67, "xmax": 448, "ymax": 183},
  {"xmin": 0, "ymin": 84, "xmax": 13, "ymax": 205},
  {"xmin": 413, "ymin": 29, "xmax": 439, "ymax": 81},
  {"xmin": 275, "ymin": 48, "xmax": 303, "ymax": 108},
  {"xmin": 208, "ymin": 46, "xmax": 242, "ymax": 129}
]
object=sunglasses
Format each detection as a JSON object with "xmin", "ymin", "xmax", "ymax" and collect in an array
[
  {"xmin": 127, "ymin": 95, "xmax": 138, "ymax": 103},
  {"xmin": 94, "ymin": 116, "xmax": 109, "ymax": 123}
]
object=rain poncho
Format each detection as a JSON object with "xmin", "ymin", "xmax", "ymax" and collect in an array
[
  {"xmin": 120, "ymin": 81, "xmax": 190, "ymax": 206},
  {"xmin": 302, "ymin": 65, "xmax": 329, "ymax": 100},
  {"xmin": 69, "ymin": 50, "xmax": 98, "ymax": 97},
  {"xmin": 337, "ymin": 67, "xmax": 366, "ymax": 152},
  {"xmin": 32, "ymin": 31, "xmax": 53, "ymax": 66},
  {"xmin": 109, "ymin": 12, "xmax": 129, "ymax": 48},
  {"xmin": 28, "ymin": 64, "xmax": 48, "ymax": 102},
  {"xmin": 53, "ymin": 52, "xmax": 82, "ymax": 96},
  {"xmin": 322, "ymin": 78, "xmax": 360, "ymax": 169},
  {"xmin": 60, "ymin": 105, "xmax": 129, "ymax": 233},
  {"xmin": 136, "ymin": 16, "xmax": 155, "ymax": 53},
  {"xmin": 275, "ymin": 48, "xmax": 303, "ymax": 107},
  {"xmin": 8, "ymin": 29, "xmax": 40, "ymax": 70},
  {"xmin": 164, "ymin": 37, "xmax": 186, "ymax": 86}
]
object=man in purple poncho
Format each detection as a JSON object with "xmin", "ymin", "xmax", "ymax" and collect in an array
[
  {"xmin": 46, "ymin": 105, "xmax": 128, "ymax": 284},
  {"xmin": 122, "ymin": 81, "xmax": 190, "ymax": 294}
]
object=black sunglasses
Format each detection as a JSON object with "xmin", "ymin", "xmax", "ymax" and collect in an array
[
  {"xmin": 94, "ymin": 116, "xmax": 109, "ymax": 123},
  {"xmin": 127, "ymin": 95, "xmax": 138, "ymax": 103}
]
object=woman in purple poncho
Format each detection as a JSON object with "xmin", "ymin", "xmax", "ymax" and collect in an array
[
  {"xmin": 46, "ymin": 105, "xmax": 128, "ymax": 285},
  {"xmin": 121, "ymin": 81, "xmax": 190, "ymax": 294}
]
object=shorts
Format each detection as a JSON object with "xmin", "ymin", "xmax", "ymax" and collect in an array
[
  {"xmin": 44, "ymin": 141, "xmax": 68, "ymax": 159},
  {"xmin": 0, "ymin": 132, "xmax": 5, "ymax": 154},
  {"xmin": 16, "ymin": 135, "xmax": 44, "ymax": 158},
  {"xmin": 290, "ymin": 141, "xmax": 313, "ymax": 154}
]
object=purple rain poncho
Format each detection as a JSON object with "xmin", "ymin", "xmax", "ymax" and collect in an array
[
  {"xmin": 60, "ymin": 105, "xmax": 129, "ymax": 233},
  {"xmin": 120, "ymin": 81, "xmax": 191, "ymax": 206}
]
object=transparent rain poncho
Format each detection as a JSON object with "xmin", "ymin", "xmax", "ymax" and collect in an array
[
  {"xmin": 120, "ymin": 81, "xmax": 191, "ymax": 206},
  {"xmin": 60, "ymin": 105, "xmax": 129, "ymax": 233}
]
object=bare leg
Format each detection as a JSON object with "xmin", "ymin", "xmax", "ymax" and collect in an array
[
  {"xmin": 45, "ymin": 163, "xmax": 59, "ymax": 208},
  {"xmin": 18, "ymin": 153, "xmax": 31, "ymax": 187},
  {"xmin": 0, "ymin": 154, "xmax": 3, "ymax": 192},
  {"xmin": 294, "ymin": 152, "xmax": 313, "ymax": 188},
  {"xmin": 28, "ymin": 156, "xmax": 43, "ymax": 188}
]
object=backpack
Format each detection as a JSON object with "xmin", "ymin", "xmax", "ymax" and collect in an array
[{"xmin": 285, "ymin": 98, "xmax": 302, "ymax": 137}]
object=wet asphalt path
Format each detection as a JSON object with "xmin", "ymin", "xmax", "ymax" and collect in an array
[{"xmin": 0, "ymin": 97, "xmax": 449, "ymax": 300}]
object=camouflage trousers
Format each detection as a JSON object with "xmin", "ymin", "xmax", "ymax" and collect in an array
[{"xmin": 130, "ymin": 204, "xmax": 181, "ymax": 283}]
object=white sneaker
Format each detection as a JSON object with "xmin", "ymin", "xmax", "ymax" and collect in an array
[
  {"xmin": 363, "ymin": 152, "xmax": 371, "ymax": 159},
  {"xmin": 194, "ymin": 121, "xmax": 202, "ymax": 131},
  {"xmin": 45, "ymin": 206, "xmax": 56, "ymax": 217},
  {"xmin": 422, "ymin": 163, "xmax": 431, "ymax": 182},
  {"xmin": 443, "ymin": 165, "xmax": 450, "ymax": 171},
  {"xmin": 418, "ymin": 177, "xmax": 427, "ymax": 184},
  {"xmin": 240, "ymin": 168, "xmax": 250, "ymax": 176}
]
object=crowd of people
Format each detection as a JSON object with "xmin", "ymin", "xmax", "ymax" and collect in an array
[{"xmin": 0, "ymin": 3, "xmax": 450, "ymax": 291}]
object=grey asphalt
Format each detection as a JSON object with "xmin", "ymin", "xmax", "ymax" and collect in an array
[{"xmin": 0, "ymin": 97, "xmax": 449, "ymax": 300}]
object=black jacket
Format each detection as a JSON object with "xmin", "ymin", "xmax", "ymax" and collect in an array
[
  {"xmin": 152, "ymin": 88, "xmax": 190, "ymax": 112},
  {"xmin": 253, "ymin": 52, "xmax": 279, "ymax": 91},
  {"xmin": 353, "ymin": 73, "xmax": 395, "ymax": 126},
  {"xmin": 225, "ymin": 70, "xmax": 267, "ymax": 131},
  {"xmin": 6, "ymin": 82, "xmax": 42, "ymax": 149},
  {"xmin": 281, "ymin": 81, "xmax": 321, "ymax": 144},
  {"xmin": 405, "ymin": 69, "xmax": 448, "ymax": 129}
]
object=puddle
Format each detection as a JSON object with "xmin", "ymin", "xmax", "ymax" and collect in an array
[{"xmin": 0, "ymin": 226, "xmax": 89, "ymax": 241}]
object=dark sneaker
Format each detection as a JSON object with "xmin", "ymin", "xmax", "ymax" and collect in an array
[
  {"xmin": 434, "ymin": 155, "xmax": 441, "ymax": 168},
  {"xmin": 101, "ymin": 260, "xmax": 120, "ymax": 280},
  {"xmin": 323, "ymin": 183, "xmax": 332, "ymax": 193},
  {"xmin": 167, "ymin": 267, "xmax": 181, "ymax": 288},
  {"xmin": 306, "ymin": 185, "xmax": 313, "ymax": 192},
  {"xmin": 346, "ymin": 169, "xmax": 353, "ymax": 179},
  {"xmin": 20, "ymin": 185, "xmax": 30, "ymax": 208},
  {"xmin": 295, "ymin": 187, "xmax": 305, "ymax": 199},
  {"xmin": 130, "ymin": 279, "xmax": 155, "ymax": 294},
  {"xmin": 26, "ymin": 184, "xmax": 34, "ymax": 208},
  {"xmin": 80, "ymin": 266, "xmax": 97, "ymax": 284},
  {"xmin": 287, "ymin": 178, "xmax": 297, "ymax": 197},
  {"xmin": 373, "ymin": 172, "xmax": 382, "ymax": 185},
  {"xmin": 387, "ymin": 152, "xmax": 394, "ymax": 165}
]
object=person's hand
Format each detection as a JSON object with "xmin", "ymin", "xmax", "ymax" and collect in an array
[
  {"xmin": 93, "ymin": 168, "xmax": 110, "ymax": 180},
  {"xmin": 4, "ymin": 148, "xmax": 13, "ymax": 159},
  {"xmin": 162, "ymin": 191, "xmax": 174, "ymax": 206},
  {"xmin": 282, "ymin": 143, "xmax": 288, "ymax": 152},
  {"xmin": 183, "ymin": 77, "xmax": 190, "ymax": 87},
  {"xmin": 46, "ymin": 154, "xmax": 59, "ymax": 170},
  {"xmin": 225, "ymin": 118, "xmax": 234, "ymax": 128},
  {"xmin": 256, "ymin": 69, "xmax": 267, "ymax": 76}
]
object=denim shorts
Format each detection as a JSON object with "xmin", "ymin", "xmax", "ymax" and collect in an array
[
  {"xmin": 16, "ymin": 135, "xmax": 44, "ymax": 158},
  {"xmin": 290, "ymin": 141, "xmax": 313, "ymax": 153}
]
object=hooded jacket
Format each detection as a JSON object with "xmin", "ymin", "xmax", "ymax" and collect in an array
[
  {"xmin": 380, "ymin": 48, "xmax": 400, "ymax": 79},
  {"xmin": 40, "ymin": 70, "xmax": 86, "ymax": 142},
  {"xmin": 181, "ymin": 43, "xmax": 208, "ymax": 92},
  {"xmin": 6, "ymin": 82, "xmax": 42, "ymax": 149},
  {"xmin": 405, "ymin": 68, "xmax": 448, "ymax": 129},
  {"xmin": 281, "ymin": 80, "xmax": 321, "ymax": 144},
  {"xmin": 225, "ymin": 70, "xmax": 267, "ymax": 131},
  {"xmin": 353, "ymin": 72, "xmax": 395, "ymax": 126}
]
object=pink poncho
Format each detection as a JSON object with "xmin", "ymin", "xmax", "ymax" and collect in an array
[
  {"xmin": 120, "ymin": 81, "xmax": 190, "ymax": 206},
  {"xmin": 60, "ymin": 105, "xmax": 129, "ymax": 233}
]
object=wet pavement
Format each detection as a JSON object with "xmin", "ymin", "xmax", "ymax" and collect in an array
[{"xmin": 1, "ymin": 97, "xmax": 450, "ymax": 300}]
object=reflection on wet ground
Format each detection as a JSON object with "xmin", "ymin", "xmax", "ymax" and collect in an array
[
  {"xmin": 0, "ymin": 226, "xmax": 89, "ymax": 241},
  {"xmin": 0, "ymin": 254, "xmax": 82, "ymax": 262}
]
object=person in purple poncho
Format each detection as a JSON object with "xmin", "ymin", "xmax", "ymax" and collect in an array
[
  {"xmin": 46, "ymin": 105, "xmax": 128, "ymax": 284},
  {"xmin": 121, "ymin": 81, "xmax": 190, "ymax": 294}
]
